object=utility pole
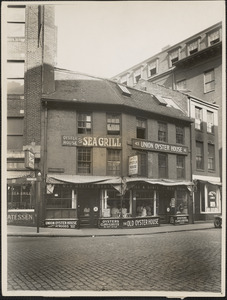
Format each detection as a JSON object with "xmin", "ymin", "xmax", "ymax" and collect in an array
[{"xmin": 36, "ymin": 172, "xmax": 42, "ymax": 233}]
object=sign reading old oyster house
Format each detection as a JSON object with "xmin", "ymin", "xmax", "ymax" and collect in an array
[
  {"xmin": 132, "ymin": 138, "xmax": 188, "ymax": 155},
  {"xmin": 62, "ymin": 136, "xmax": 122, "ymax": 148}
]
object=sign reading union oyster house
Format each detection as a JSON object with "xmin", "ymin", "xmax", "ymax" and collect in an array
[
  {"xmin": 62, "ymin": 136, "xmax": 122, "ymax": 148},
  {"xmin": 132, "ymin": 138, "xmax": 188, "ymax": 155}
]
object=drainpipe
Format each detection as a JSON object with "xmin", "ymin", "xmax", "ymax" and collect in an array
[{"xmin": 189, "ymin": 96, "xmax": 194, "ymax": 224}]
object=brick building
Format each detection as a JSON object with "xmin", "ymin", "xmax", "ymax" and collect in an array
[
  {"xmin": 6, "ymin": 4, "xmax": 57, "ymax": 225},
  {"xmin": 41, "ymin": 70, "xmax": 193, "ymax": 228}
]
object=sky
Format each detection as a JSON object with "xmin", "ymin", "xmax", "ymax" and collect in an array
[{"xmin": 55, "ymin": 1, "xmax": 225, "ymax": 78}]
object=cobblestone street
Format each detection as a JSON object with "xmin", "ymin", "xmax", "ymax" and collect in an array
[{"xmin": 7, "ymin": 229, "xmax": 222, "ymax": 293}]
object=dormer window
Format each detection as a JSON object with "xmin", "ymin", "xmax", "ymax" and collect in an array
[
  {"xmin": 120, "ymin": 74, "xmax": 128, "ymax": 86},
  {"xmin": 169, "ymin": 48, "xmax": 180, "ymax": 67},
  {"xmin": 208, "ymin": 29, "xmax": 221, "ymax": 46},
  {"xmin": 187, "ymin": 39, "xmax": 200, "ymax": 55}
]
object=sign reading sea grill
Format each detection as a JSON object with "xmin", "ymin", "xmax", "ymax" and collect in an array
[
  {"xmin": 62, "ymin": 136, "xmax": 122, "ymax": 148},
  {"xmin": 132, "ymin": 139, "xmax": 188, "ymax": 155}
]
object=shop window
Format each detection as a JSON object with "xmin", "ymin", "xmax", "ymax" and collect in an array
[
  {"xmin": 176, "ymin": 190, "xmax": 188, "ymax": 214},
  {"xmin": 201, "ymin": 184, "xmax": 220, "ymax": 213},
  {"xmin": 77, "ymin": 113, "xmax": 92, "ymax": 134},
  {"xmin": 195, "ymin": 107, "xmax": 203, "ymax": 130},
  {"xmin": 208, "ymin": 29, "xmax": 221, "ymax": 46},
  {"xmin": 136, "ymin": 190, "xmax": 154, "ymax": 217},
  {"xmin": 176, "ymin": 79, "xmax": 186, "ymax": 91},
  {"xmin": 107, "ymin": 149, "xmax": 121, "ymax": 176},
  {"xmin": 77, "ymin": 148, "xmax": 91, "ymax": 174},
  {"xmin": 207, "ymin": 111, "xmax": 214, "ymax": 133},
  {"xmin": 7, "ymin": 185, "xmax": 33, "ymax": 209},
  {"xmin": 176, "ymin": 126, "xmax": 184, "ymax": 144},
  {"xmin": 158, "ymin": 153, "xmax": 168, "ymax": 178},
  {"xmin": 7, "ymin": 118, "xmax": 24, "ymax": 150},
  {"xmin": 101, "ymin": 189, "xmax": 131, "ymax": 218},
  {"xmin": 196, "ymin": 141, "xmax": 204, "ymax": 170},
  {"xmin": 176, "ymin": 156, "xmax": 185, "ymax": 179},
  {"xmin": 136, "ymin": 118, "xmax": 146, "ymax": 139},
  {"xmin": 46, "ymin": 186, "xmax": 72, "ymax": 209},
  {"xmin": 204, "ymin": 69, "xmax": 215, "ymax": 93},
  {"xmin": 107, "ymin": 114, "xmax": 120, "ymax": 135},
  {"xmin": 208, "ymin": 144, "xmax": 215, "ymax": 171},
  {"xmin": 158, "ymin": 122, "xmax": 167, "ymax": 142}
]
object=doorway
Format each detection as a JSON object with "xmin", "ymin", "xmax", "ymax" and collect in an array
[
  {"xmin": 78, "ymin": 189, "xmax": 99, "ymax": 228},
  {"xmin": 158, "ymin": 189, "xmax": 175, "ymax": 223}
]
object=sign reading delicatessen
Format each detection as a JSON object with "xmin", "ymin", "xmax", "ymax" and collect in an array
[{"xmin": 132, "ymin": 139, "xmax": 188, "ymax": 155}]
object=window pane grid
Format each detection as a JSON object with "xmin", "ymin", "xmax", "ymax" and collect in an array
[
  {"xmin": 78, "ymin": 113, "xmax": 91, "ymax": 134},
  {"xmin": 177, "ymin": 156, "xmax": 185, "ymax": 179},
  {"xmin": 176, "ymin": 126, "xmax": 184, "ymax": 144},
  {"xmin": 158, "ymin": 154, "xmax": 167, "ymax": 178},
  {"xmin": 158, "ymin": 122, "xmax": 167, "ymax": 142},
  {"xmin": 208, "ymin": 144, "xmax": 215, "ymax": 170},
  {"xmin": 107, "ymin": 114, "xmax": 120, "ymax": 135},
  {"xmin": 78, "ymin": 148, "xmax": 91, "ymax": 174},
  {"xmin": 196, "ymin": 142, "xmax": 204, "ymax": 170},
  {"xmin": 107, "ymin": 150, "xmax": 121, "ymax": 176}
]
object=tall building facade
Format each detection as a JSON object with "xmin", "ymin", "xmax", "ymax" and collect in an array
[{"xmin": 6, "ymin": 4, "xmax": 57, "ymax": 225}]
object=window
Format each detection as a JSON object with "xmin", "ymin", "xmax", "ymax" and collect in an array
[
  {"xmin": 7, "ymin": 61, "xmax": 24, "ymax": 95},
  {"xmin": 7, "ymin": 23, "xmax": 25, "ymax": 38},
  {"xmin": 177, "ymin": 156, "xmax": 185, "ymax": 179},
  {"xmin": 207, "ymin": 111, "xmax": 214, "ymax": 133},
  {"xmin": 187, "ymin": 40, "xmax": 199, "ymax": 55},
  {"xmin": 176, "ymin": 126, "xmax": 184, "ymax": 144},
  {"xmin": 176, "ymin": 79, "xmax": 186, "ymax": 91},
  {"xmin": 208, "ymin": 29, "xmax": 220, "ymax": 46},
  {"xmin": 158, "ymin": 154, "xmax": 168, "ymax": 178},
  {"xmin": 138, "ymin": 152, "xmax": 147, "ymax": 177},
  {"xmin": 77, "ymin": 113, "xmax": 91, "ymax": 134},
  {"xmin": 7, "ymin": 118, "xmax": 24, "ymax": 149},
  {"xmin": 107, "ymin": 149, "xmax": 121, "ymax": 176},
  {"xmin": 7, "ymin": 6, "xmax": 25, "ymax": 38},
  {"xmin": 208, "ymin": 144, "xmax": 215, "ymax": 171},
  {"xmin": 107, "ymin": 114, "xmax": 120, "ymax": 135},
  {"xmin": 204, "ymin": 69, "xmax": 215, "ymax": 93},
  {"xmin": 134, "ymin": 69, "xmax": 141, "ymax": 84},
  {"xmin": 196, "ymin": 141, "xmax": 204, "ymax": 170},
  {"xmin": 169, "ymin": 49, "xmax": 180, "ymax": 67},
  {"xmin": 136, "ymin": 118, "xmax": 146, "ymax": 139},
  {"xmin": 7, "ymin": 6, "xmax": 25, "ymax": 22},
  {"xmin": 120, "ymin": 74, "xmax": 128, "ymax": 85},
  {"xmin": 195, "ymin": 107, "xmax": 203, "ymax": 130},
  {"xmin": 148, "ymin": 60, "xmax": 158, "ymax": 77},
  {"xmin": 158, "ymin": 122, "xmax": 167, "ymax": 142},
  {"xmin": 77, "ymin": 148, "xmax": 91, "ymax": 174}
]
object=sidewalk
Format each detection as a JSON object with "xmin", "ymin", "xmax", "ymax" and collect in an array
[{"xmin": 7, "ymin": 221, "xmax": 215, "ymax": 237}]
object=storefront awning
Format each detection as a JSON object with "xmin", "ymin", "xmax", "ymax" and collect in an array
[
  {"xmin": 198, "ymin": 180, "xmax": 222, "ymax": 186},
  {"xmin": 7, "ymin": 171, "xmax": 35, "ymax": 184},
  {"xmin": 46, "ymin": 174, "xmax": 122, "ymax": 185},
  {"xmin": 125, "ymin": 177, "xmax": 193, "ymax": 186}
]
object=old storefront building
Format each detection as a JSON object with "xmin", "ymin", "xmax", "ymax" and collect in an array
[{"xmin": 41, "ymin": 70, "xmax": 193, "ymax": 228}]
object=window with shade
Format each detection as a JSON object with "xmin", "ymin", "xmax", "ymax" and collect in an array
[
  {"xmin": 158, "ymin": 153, "xmax": 168, "ymax": 178},
  {"xmin": 204, "ymin": 69, "xmax": 215, "ymax": 93},
  {"xmin": 158, "ymin": 122, "xmax": 167, "ymax": 142},
  {"xmin": 196, "ymin": 141, "xmax": 204, "ymax": 170},
  {"xmin": 148, "ymin": 60, "xmax": 158, "ymax": 77},
  {"xmin": 208, "ymin": 29, "xmax": 221, "ymax": 46},
  {"xmin": 7, "ymin": 61, "xmax": 24, "ymax": 95},
  {"xmin": 7, "ymin": 117, "xmax": 24, "ymax": 150},
  {"xmin": 107, "ymin": 114, "xmax": 120, "ymax": 135},
  {"xmin": 107, "ymin": 149, "xmax": 121, "ymax": 176},
  {"xmin": 134, "ymin": 69, "xmax": 141, "ymax": 84},
  {"xmin": 176, "ymin": 156, "xmax": 185, "ymax": 179},
  {"xmin": 208, "ymin": 144, "xmax": 215, "ymax": 171},
  {"xmin": 207, "ymin": 111, "xmax": 214, "ymax": 133},
  {"xmin": 136, "ymin": 118, "xmax": 146, "ymax": 139},
  {"xmin": 195, "ymin": 107, "xmax": 203, "ymax": 130},
  {"xmin": 187, "ymin": 40, "xmax": 199, "ymax": 55},
  {"xmin": 77, "ymin": 113, "xmax": 92, "ymax": 134},
  {"xmin": 169, "ymin": 49, "xmax": 180, "ymax": 67},
  {"xmin": 176, "ymin": 126, "xmax": 184, "ymax": 144},
  {"xmin": 77, "ymin": 148, "xmax": 92, "ymax": 174}
]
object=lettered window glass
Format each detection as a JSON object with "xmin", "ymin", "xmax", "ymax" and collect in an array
[
  {"xmin": 158, "ymin": 153, "xmax": 168, "ymax": 178},
  {"xmin": 176, "ymin": 126, "xmax": 184, "ymax": 144},
  {"xmin": 196, "ymin": 141, "xmax": 204, "ymax": 170},
  {"xmin": 158, "ymin": 122, "xmax": 167, "ymax": 142},
  {"xmin": 78, "ymin": 113, "xmax": 91, "ymax": 134},
  {"xmin": 195, "ymin": 107, "xmax": 203, "ymax": 130},
  {"xmin": 207, "ymin": 111, "xmax": 214, "ymax": 133},
  {"xmin": 208, "ymin": 144, "xmax": 215, "ymax": 171},
  {"xmin": 107, "ymin": 114, "xmax": 120, "ymax": 135},
  {"xmin": 204, "ymin": 69, "xmax": 215, "ymax": 93},
  {"xmin": 177, "ymin": 156, "xmax": 185, "ymax": 179},
  {"xmin": 136, "ymin": 118, "xmax": 146, "ymax": 139},
  {"xmin": 77, "ymin": 148, "xmax": 91, "ymax": 174},
  {"xmin": 107, "ymin": 149, "xmax": 121, "ymax": 176}
]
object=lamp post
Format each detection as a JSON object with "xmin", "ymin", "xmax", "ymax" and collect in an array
[{"xmin": 36, "ymin": 172, "xmax": 42, "ymax": 233}]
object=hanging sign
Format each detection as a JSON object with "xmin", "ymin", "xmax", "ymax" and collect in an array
[
  {"xmin": 128, "ymin": 155, "xmax": 138, "ymax": 176},
  {"xmin": 24, "ymin": 150, "xmax": 35, "ymax": 170}
]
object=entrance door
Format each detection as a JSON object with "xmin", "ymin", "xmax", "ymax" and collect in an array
[
  {"xmin": 78, "ymin": 189, "xmax": 99, "ymax": 228},
  {"xmin": 158, "ymin": 189, "xmax": 174, "ymax": 223}
]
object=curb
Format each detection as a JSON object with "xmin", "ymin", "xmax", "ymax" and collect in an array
[{"xmin": 7, "ymin": 226, "xmax": 215, "ymax": 238}]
